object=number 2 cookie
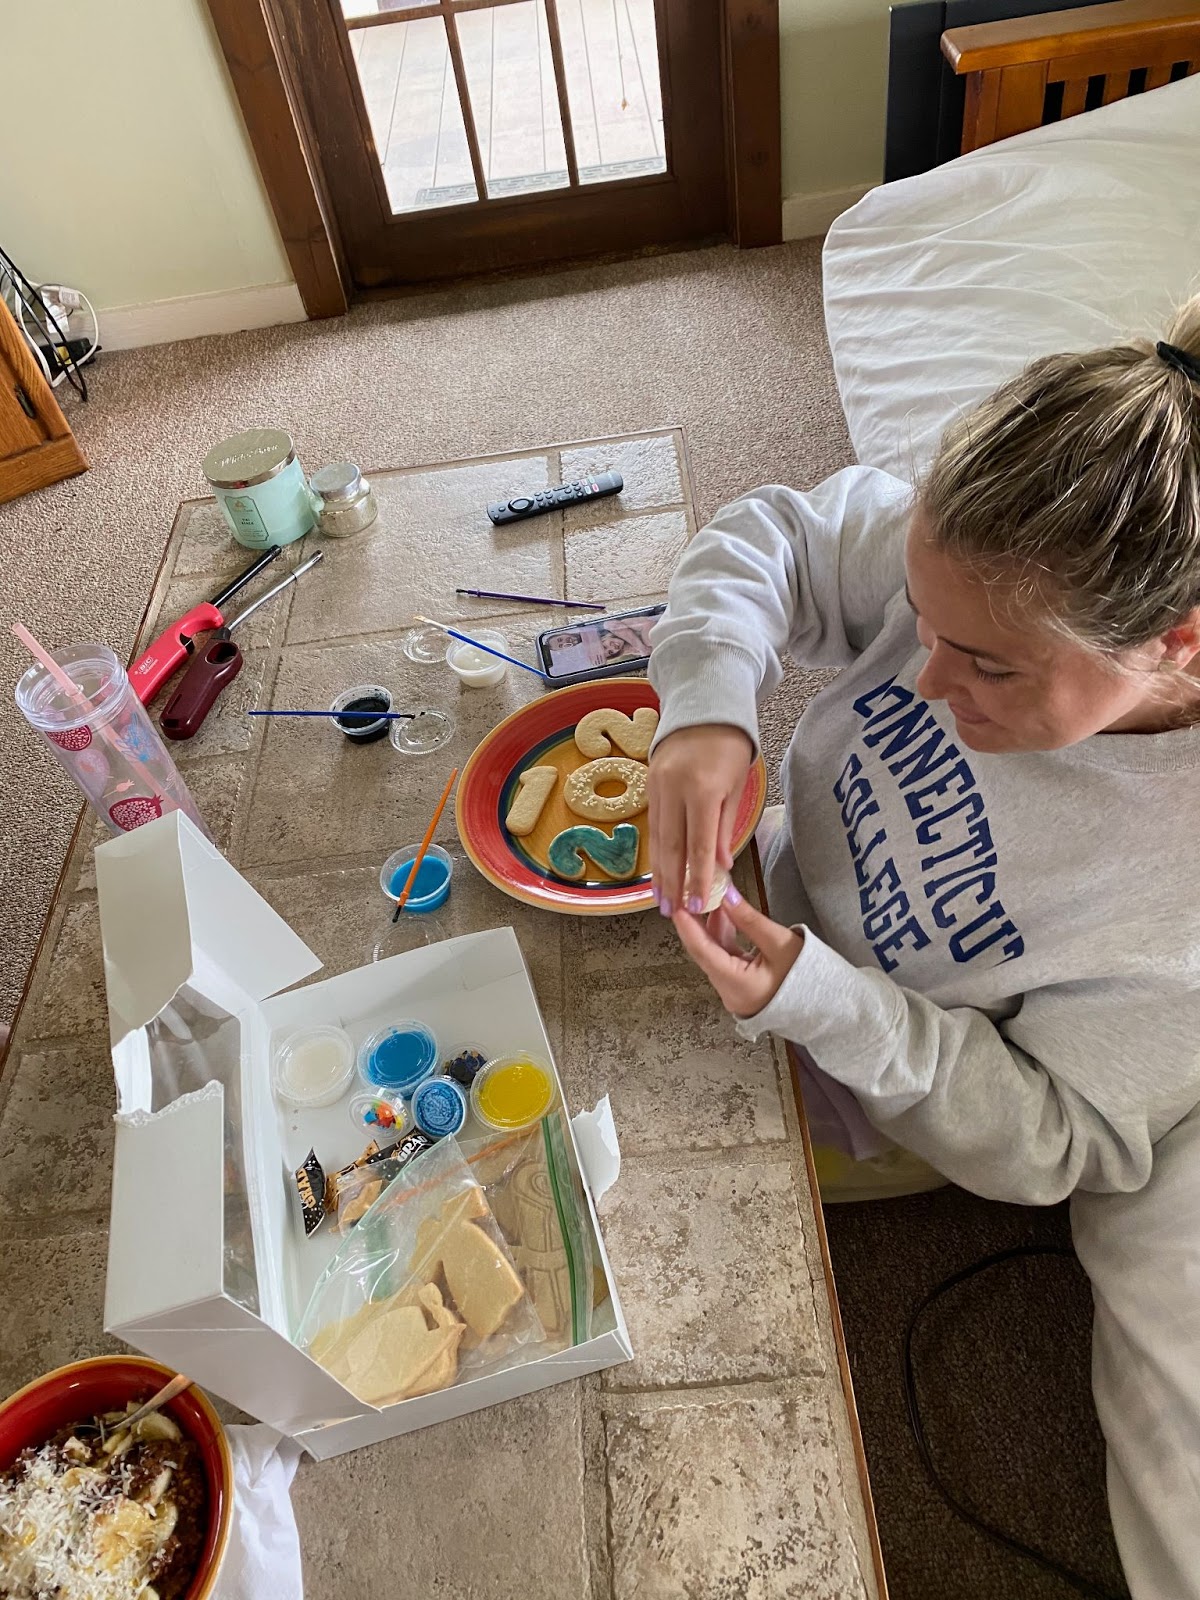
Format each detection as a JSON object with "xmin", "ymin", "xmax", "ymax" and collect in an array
[
  {"xmin": 574, "ymin": 706, "xmax": 660, "ymax": 761},
  {"xmin": 547, "ymin": 823, "xmax": 640, "ymax": 881}
]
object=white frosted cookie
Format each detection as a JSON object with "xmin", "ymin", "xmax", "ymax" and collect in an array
[
  {"xmin": 683, "ymin": 866, "xmax": 732, "ymax": 914},
  {"xmin": 574, "ymin": 706, "xmax": 660, "ymax": 761},
  {"xmin": 563, "ymin": 756, "xmax": 648, "ymax": 821},
  {"xmin": 504, "ymin": 765, "xmax": 558, "ymax": 837}
]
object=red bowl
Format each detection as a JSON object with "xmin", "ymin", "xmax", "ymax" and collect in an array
[{"xmin": 0, "ymin": 1356, "xmax": 233, "ymax": 1600}]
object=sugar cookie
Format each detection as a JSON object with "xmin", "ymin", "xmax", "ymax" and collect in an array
[
  {"xmin": 682, "ymin": 866, "xmax": 732, "ymax": 914},
  {"xmin": 547, "ymin": 823, "xmax": 640, "ymax": 881},
  {"xmin": 574, "ymin": 706, "xmax": 660, "ymax": 761},
  {"xmin": 563, "ymin": 756, "xmax": 647, "ymax": 821},
  {"xmin": 504, "ymin": 764, "xmax": 558, "ymax": 836}
]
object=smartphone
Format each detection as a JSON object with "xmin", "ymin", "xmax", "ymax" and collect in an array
[{"xmin": 536, "ymin": 604, "xmax": 666, "ymax": 686}]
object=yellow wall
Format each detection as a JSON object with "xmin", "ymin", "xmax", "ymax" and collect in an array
[
  {"xmin": 780, "ymin": 0, "xmax": 891, "ymax": 197},
  {"xmin": 0, "ymin": 0, "xmax": 291, "ymax": 312}
]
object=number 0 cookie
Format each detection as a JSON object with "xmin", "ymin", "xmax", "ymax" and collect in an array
[
  {"xmin": 563, "ymin": 756, "xmax": 648, "ymax": 821},
  {"xmin": 574, "ymin": 706, "xmax": 660, "ymax": 761}
]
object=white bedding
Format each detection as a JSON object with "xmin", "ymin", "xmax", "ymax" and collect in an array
[{"xmin": 823, "ymin": 74, "xmax": 1200, "ymax": 482}]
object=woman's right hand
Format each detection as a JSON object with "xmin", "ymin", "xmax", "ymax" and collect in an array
[{"xmin": 648, "ymin": 724, "xmax": 755, "ymax": 915}]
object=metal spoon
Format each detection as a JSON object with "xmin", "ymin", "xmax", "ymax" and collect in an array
[{"xmin": 116, "ymin": 1373, "xmax": 192, "ymax": 1432}]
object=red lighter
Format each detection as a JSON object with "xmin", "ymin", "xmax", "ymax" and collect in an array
[{"xmin": 128, "ymin": 546, "xmax": 282, "ymax": 702}]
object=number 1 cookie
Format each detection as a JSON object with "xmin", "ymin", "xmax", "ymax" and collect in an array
[{"xmin": 504, "ymin": 765, "xmax": 558, "ymax": 837}]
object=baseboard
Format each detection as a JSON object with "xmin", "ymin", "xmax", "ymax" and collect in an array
[
  {"xmin": 98, "ymin": 282, "xmax": 307, "ymax": 351},
  {"xmin": 781, "ymin": 185, "xmax": 874, "ymax": 241}
]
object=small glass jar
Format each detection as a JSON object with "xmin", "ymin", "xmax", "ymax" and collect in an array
[{"xmin": 311, "ymin": 462, "xmax": 378, "ymax": 538}]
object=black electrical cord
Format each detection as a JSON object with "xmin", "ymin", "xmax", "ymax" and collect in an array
[
  {"xmin": 0, "ymin": 243, "xmax": 89, "ymax": 401},
  {"xmin": 903, "ymin": 1243, "xmax": 1126, "ymax": 1600}
]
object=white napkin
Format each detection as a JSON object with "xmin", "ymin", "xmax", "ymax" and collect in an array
[
  {"xmin": 571, "ymin": 1095, "xmax": 621, "ymax": 1200},
  {"xmin": 214, "ymin": 1424, "xmax": 304, "ymax": 1600}
]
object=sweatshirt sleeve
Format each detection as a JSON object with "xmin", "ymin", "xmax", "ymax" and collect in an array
[
  {"xmin": 737, "ymin": 933, "xmax": 1200, "ymax": 1205},
  {"xmin": 648, "ymin": 467, "xmax": 912, "ymax": 752}
]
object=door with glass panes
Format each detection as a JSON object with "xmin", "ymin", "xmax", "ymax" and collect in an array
[{"xmin": 271, "ymin": 0, "xmax": 730, "ymax": 288}]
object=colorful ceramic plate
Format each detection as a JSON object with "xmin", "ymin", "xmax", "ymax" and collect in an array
[{"xmin": 455, "ymin": 677, "xmax": 767, "ymax": 915}]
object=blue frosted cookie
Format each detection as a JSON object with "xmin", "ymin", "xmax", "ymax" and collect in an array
[{"xmin": 547, "ymin": 822, "xmax": 640, "ymax": 881}]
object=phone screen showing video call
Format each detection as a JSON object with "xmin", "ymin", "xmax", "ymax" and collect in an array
[{"xmin": 541, "ymin": 607, "xmax": 665, "ymax": 678}]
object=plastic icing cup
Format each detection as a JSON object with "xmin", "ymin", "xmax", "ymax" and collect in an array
[
  {"xmin": 379, "ymin": 843, "xmax": 452, "ymax": 912},
  {"xmin": 330, "ymin": 684, "xmax": 393, "ymax": 744},
  {"xmin": 470, "ymin": 1053, "xmax": 557, "ymax": 1132},
  {"xmin": 347, "ymin": 1092, "xmax": 410, "ymax": 1138},
  {"xmin": 446, "ymin": 631, "xmax": 507, "ymax": 688},
  {"xmin": 358, "ymin": 1022, "xmax": 440, "ymax": 1097},
  {"xmin": 411, "ymin": 1075, "xmax": 468, "ymax": 1139},
  {"xmin": 273, "ymin": 1025, "xmax": 356, "ymax": 1109}
]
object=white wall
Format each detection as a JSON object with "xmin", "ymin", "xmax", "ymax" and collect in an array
[{"xmin": 0, "ymin": 0, "xmax": 293, "ymax": 315}]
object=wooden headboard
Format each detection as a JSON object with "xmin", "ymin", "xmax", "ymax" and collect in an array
[{"xmin": 942, "ymin": 0, "xmax": 1200, "ymax": 151}]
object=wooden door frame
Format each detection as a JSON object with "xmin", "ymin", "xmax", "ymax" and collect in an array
[{"xmin": 207, "ymin": 0, "xmax": 780, "ymax": 317}]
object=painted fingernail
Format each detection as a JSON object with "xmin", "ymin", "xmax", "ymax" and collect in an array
[
  {"xmin": 687, "ymin": 896, "xmax": 703, "ymax": 914},
  {"xmin": 723, "ymin": 885, "xmax": 743, "ymax": 907},
  {"xmin": 659, "ymin": 897, "xmax": 674, "ymax": 918}
]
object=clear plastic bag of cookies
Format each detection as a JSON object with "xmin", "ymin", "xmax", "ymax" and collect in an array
[
  {"xmin": 295, "ymin": 1137, "xmax": 546, "ymax": 1408},
  {"xmin": 461, "ymin": 1110, "xmax": 595, "ymax": 1351}
]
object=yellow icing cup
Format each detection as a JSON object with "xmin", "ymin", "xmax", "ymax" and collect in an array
[{"xmin": 470, "ymin": 1053, "xmax": 557, "ymax": 1132}]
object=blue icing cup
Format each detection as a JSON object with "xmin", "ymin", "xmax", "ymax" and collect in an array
[
  {"xmin": 411, "ymin": 1075, "xmax": 467, "ymax": 1139},
  {"xmin": 358, "ymin": 1022, "xmax": 439, "ymax": 1096},
  {"xmin": 379, "ymin": 844, "xmax": 453, "ymax": 913}
]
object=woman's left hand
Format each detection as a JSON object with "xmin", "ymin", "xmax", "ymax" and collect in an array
[{"xmin": 672, "ymin": 887, "xmax": 804, "ymax": 1019}]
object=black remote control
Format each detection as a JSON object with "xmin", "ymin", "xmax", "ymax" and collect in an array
[{"xmin": 488, "ymin": 470, "xmax": 623, "ymax": 525}]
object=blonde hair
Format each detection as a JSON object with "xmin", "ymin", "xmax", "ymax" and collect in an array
[{"xmin": 921, "ymin": 295, "xmax": 1200, "ymax": 654}]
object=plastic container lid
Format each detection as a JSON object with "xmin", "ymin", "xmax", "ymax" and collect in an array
[
  {"xmin": 358, "ymin": 1021, "xmax": 440, "ymax": 1096},
  {"xmin": 273, "ymin": 1025, "xmax": 356, "ymax": 1109},
  {"xmin": 411, "ymin": 1075, "xmax": 468, "ymax": 1139},
  {"xmin": 379, "ymin": 844, "xmax": 452, "ymax": 912},
  {"xmin": 470, "ymin": 1053, "xmax": 557, "ymax": 1132}
]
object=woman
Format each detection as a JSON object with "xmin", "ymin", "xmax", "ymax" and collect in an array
[{"xmin": 647, "ymin": 306, "xmax": 1200, "ymax": 1594}]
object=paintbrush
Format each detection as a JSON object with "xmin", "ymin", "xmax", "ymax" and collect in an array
[
  {"xmin": 412, "ymin": 616, "xmax": 547, "ymax": 680},
  {"xmin": 393, "ymin": 767, "xmax": 459, "ymax": 922},
  {"xmin": 248, "ymin": 709, "xmax": 415, "ymax": 720},
  {"xmin": 456, "ymin": 587, "xmax": 605, "ymax": 611}
]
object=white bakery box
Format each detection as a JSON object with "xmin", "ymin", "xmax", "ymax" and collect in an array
[{"xmin": 95, "ymin": 812, "xmax": 631, "ymax": 1460}]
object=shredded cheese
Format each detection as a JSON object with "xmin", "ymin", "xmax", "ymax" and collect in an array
[{"xmin": 0, "ymin": 1439, "xmax": 170, "ymax": 1600}]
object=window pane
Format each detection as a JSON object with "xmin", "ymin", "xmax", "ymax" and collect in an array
[
  {"xmin": 456, "ymin": 3, "xmax": 570, "ymax": 199},
  {"xmin": 341, "ymin": 0, "xmax": 429, "ymax": 22},
  {"xmin": 555, "ymin": 0, "xmax": 665, "ymax": 182},
  {"xmin": 349, "ymin": 16, "xmax": 479, "ymax": 213}
]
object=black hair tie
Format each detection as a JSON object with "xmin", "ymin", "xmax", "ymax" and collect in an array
[{"xmin": 1156, "ymin": 341, "xmax": 1200, "ymax": 383}]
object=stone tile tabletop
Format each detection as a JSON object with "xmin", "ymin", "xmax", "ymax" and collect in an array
[{"xmin": 2, "ymin": 431, "xmax": 879, "ymax": 1599}]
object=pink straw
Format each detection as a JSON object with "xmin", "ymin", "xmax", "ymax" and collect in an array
[{"xmin": 12, "ymin": 623, "xmax": 129, "ymax": 768}]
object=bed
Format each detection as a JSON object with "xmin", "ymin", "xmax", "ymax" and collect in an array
[
  {"xmin": 820, "ymin": 8, "xmax": 1200, "ymax": 1596},
  {"xmin": 825, "ymin": 25, "xmax": 1199, "ymax": 481}
]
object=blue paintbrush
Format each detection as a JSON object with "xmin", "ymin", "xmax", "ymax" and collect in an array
[{"xmin": 413, "ymin": 616, "xmax": 548, "ymax": 680}]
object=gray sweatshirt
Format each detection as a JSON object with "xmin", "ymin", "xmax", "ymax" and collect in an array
[{"xmin": 649, "ymin": 466, "xmax": 1200, "ymax": 1205}]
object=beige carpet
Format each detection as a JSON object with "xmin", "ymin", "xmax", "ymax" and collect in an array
[{"xmin": 0, "ymin": 238, "xmax": 1119, "ymax": 1598}]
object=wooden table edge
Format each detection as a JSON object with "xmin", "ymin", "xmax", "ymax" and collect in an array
[{"xmin": 751, "ymin": 840, "xmax": 890, "ymax": 1600}]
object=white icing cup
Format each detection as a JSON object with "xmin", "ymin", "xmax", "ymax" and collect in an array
[{"xmin": 446, "ymin": 630, "xmax": 507, "ymax": 688}]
